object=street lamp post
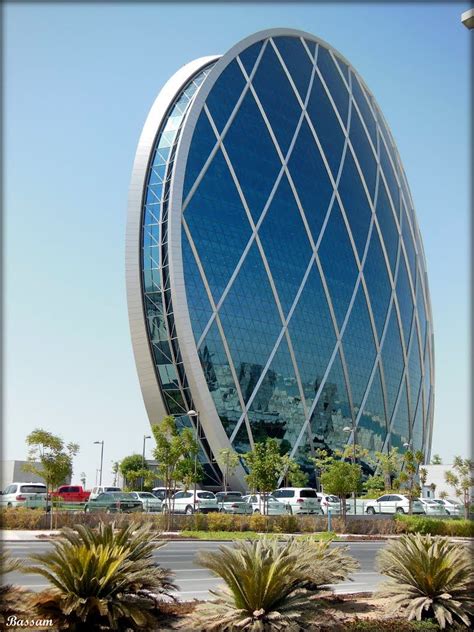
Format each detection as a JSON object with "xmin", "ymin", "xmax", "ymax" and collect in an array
[
  {"xmin": 187, "ymin": 409, "xmax": 199, "ymax": 513},
  {"xmin": 141, "ymin": 435, "xmax": 151, "ymax": 491},
  {"xmin": 343, "ymin": 425, "xmax": 357, "ymax": 515},
  {"xmin": 94, "ymin": 441, "xmax": 104, "ymax": 486}
]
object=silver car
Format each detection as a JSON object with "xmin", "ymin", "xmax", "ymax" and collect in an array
[
  {"xmin": 365, "ymin": 494, "xmax": 424, "ymax": 515},
  {"xmin": 215, "ymin": 491, "xmax": 253, "ymax": 514},
  {"xmin": 317, "ymin": 493, "xmax": 341, "ymax": 515},
  {"xmin": 129, "ymin": 491, "xmax": 163, "ymax": 512},
  {"xmin": 432, "ymin": 498, "xmax": 463, "ymax": 516},
  {"xmin": 242, "ymin": 494, "xmax": 289, "ymax": 515},
  {"xmin": 419, "ymin": 498, "xmax": 447, "ymax": 516}
]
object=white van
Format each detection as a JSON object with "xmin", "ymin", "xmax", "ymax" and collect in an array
[
  {"xmin": 89, "ymin": 486, "xmax": 121, "ymax": 500},
  {"xmin": 271, "ymin": 488, "xmax": 322, "ymax": 515}
]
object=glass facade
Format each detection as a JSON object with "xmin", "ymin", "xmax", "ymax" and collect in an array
[{"xmin": 134, "ymin": 30, "xmax": 434, "ymax": 487}]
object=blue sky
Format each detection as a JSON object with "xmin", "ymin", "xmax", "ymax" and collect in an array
[{"xmin": 4, "ymin": 2, "xmax": 471, "ymax": 487}]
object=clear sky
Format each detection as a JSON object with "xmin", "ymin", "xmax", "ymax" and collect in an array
[{"xmin": 4, "ymin": 2, "xmax": 471, "ymax": 487}]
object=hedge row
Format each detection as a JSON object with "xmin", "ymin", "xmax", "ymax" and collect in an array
[{"xmin": 1, "ymin": 508, "xmax": 472, "ymax": 537}]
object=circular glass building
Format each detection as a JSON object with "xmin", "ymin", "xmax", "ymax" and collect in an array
[{"xmin": 126, "ymin": 28, "xmax": 434, "ymax": 489}]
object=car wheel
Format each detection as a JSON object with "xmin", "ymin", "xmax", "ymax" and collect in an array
[
  {"xmin": 84, "ymin": 507, "xmax": 89, "ymax": 513},
  {"xmin": 396, "ymin": 507, "xmax": 405, "ymax": 514},
  {"xmin": 366, "ymin": 507, "xmax": 376, "ymax": 515},
  {"xmin": 185, "ymin": 505, "xmax": 194, "ymax": 515},
  {"xmin": 7, "ymin": 503, "xmax": 12, "ymax": 508},
  {"xmin": 445, "ymin": 510, "xmax": 451, "ymax": 515},
  {"xmin": 253, "ymin": 509, "xmax": 260, "ymax": 514}
]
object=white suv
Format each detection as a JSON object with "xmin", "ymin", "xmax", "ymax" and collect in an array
[
  {"xmin": 317, "ymin": 493, "xmax": 341, "ymax": 515},
  {"xmin": 272, "ymin": 488, "xmax": 322, "ymax": 515},
  {"xmin": 163, "ymin": 490, "xmax": 219, "ymax": 514},
  {"xmin": 89, "ymin": 486, "xmax": 121, "ymax": 500},
  {"xmin": 1, "ymin": 483, "xmax": 47, "ymax": 508},
  {"xmin": 365, "ymin": 494, "xmax": 424, "ymax": 515}
]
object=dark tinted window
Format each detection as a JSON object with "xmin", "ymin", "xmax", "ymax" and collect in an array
[
  {"xmin": 277, "ymin": 490, "xmax": 295, "ymax": 498},
  {"xmin": 19, "ymin": 485, "xmax": 46, "ymax": 494},
  {"xmin": 300, "ymin": 489, "xmax": 317, "ymax": 498},
  {"xmin": 197, "ymin": 492, "xmax": 215, "ymax": 499}
]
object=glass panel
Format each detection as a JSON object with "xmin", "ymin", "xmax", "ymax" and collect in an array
[
  {"xmin": 232, "ymin": 422, "xmax": 252, "ymax": 454},
  {"xmin": 318, "ymin": 200, "xmax": 358, "ymax": 329},
  {"xmin": 247, "ymin": 336, "xmax": 306, "ymax": 452},
  {"xmin": 198, "ymin": 320, "xmax": 243, "ymax": 440},
  {"xmin": 206, "ymin": 59, "xmax": 246, "ymax": 134},
  {"xmin": 317, "ymin": 46, "xmax": 349, "ymax": 123},
  {"xmin": 407, "ymin": 328, "xmax": 422, "ymax": 427},
  {"xmin": 258, "ymin": 173, "xmax": 312, "ymax": 316},
  {"xmin": 349, "ymin": 107, "xmax": 377, "ymax": 202},
  {"xmin": 307, "ymin": 70, "xmax": 346, "ymax": 178},
  {"xmin": 376, "ymin": 178, "xmax": 399, "ymax": 278},
  {"xmin": 183, "ymin": 110, "xmax": 217, "ymax": 202},
  {"xmin": 338, "ymin": 149, "xmax": 372, "ymax": 260},
  {"xmin": 401, "ymin": 201, "xmax": 417, "ymax": 287},
  {"xmin": 309, "ymin": 350, "xmax": 352, "ymax": 455},
  {"xmin": 390, "ymin": 378, "xmax": 410, "ymax": 451},
  {"xmin": 252, "ymin": 43, "xmax": 302, "ymax": 155},
  {"xmin": 334, "ymin": 55, "xmax": 349, "ymax": 83},
  {"xmin": 350, "ymin": 73, "xmax": 377, "ymax": 147},
  {"xmin": 342, "ymin": 284, "xmax": 377, "ymax": 414},
  {"xmin": 274, "ymin": 36, "xmax": 313, "ymax": 100},
  {"xmin": 182, "ymin": 230, "xmax": 213, "ymax": 344},
  {"xmin": 380, "ymin": 137, "xmax": 400, "ymax": 221},
  {"xmin": 287, "ymin": 263, "xmax": 337, "ymax": 408},
  {"xmin": 412, "ymin": 391, "xmax": 423, "ymax": 453},
  {"xmin": 185, "ymin": 148, "xmax": 252, "ymax": 304},
  {"xmin": 396, "ymin": 252, "xmax": 414, "ymax": 348},
  {"xmin": 224, "ymin": 90, "xmax": 282, "ymax": 223},
  {"xmin": 357, "ymin": 365, "xmax": 387, "ymax": 467},
  {"xmin": 363, "ymin": 228, "xmax": 391, "ymax": 341},
  {"xmin": 381, "ymin": 308, "xmax": 405, "ymax": 423},
  {"xmin": 218, "ymin": 242, "xmax": 282, "ymax": 402},
  {"xmin": 304, "ymin": 39, "xmax": 317, "ymax": 59},
  {"xmin": 416, "ymin": 268, "xmax": 427, "ymax": 353},
  {"xmin": 287, "ymin": 118, "xmax": 333, "ymax": 245},
  {"xmin": 238, "ymin": 41, "xmax": 263, "ymax": 75}
]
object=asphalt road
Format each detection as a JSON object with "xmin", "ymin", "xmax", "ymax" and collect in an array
[{"xmin": 3, "ymin": 540, "xmax": 385, "ymax": 599}]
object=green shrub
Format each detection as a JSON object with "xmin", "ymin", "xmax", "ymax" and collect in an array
[
  {"xmin": 248, "ymin": 513, "xmax": 268, "ymax": 532},
  {"xmin": 376, "ymin": 533, "xmax": 474, "ymax": 629},
  {"xmin": 272, "ymin": 514, "xmax": 300, "ymax": 533},
  {"xmin": 191, "ymin": 537, "xmax": 320, "ymax": 631},
  {"xmin": 206, "ymin": 512, "xmax": 235, "ymax": 532},
  {"xmin": 25, "ymin": 522, "xmax": 177, "ymax": 630},
  {"xmin": 395, "ymin": 515, "xmax": 474, "ymax": 538}
]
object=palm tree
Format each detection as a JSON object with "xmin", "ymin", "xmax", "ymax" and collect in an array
[
  {"xmin": 0, "ymin": 551, "xmax": 25, "ymax": 627},
  {"xmin": 191, "ymin": 537, "xmax": 320, "ymax": 631},
  {"xmin": 24, "ymin": 522, "xmax": 177, "ymax": 631},
  {"xmin": 294, "ymin": 538, "xmax": 359, "ymax": 589},
  {"xmin": 376, "ymin": 533, "xmax": 474, "ymax": 629}
]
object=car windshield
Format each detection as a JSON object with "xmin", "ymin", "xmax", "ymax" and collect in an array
[
  {"xmin": 197, "ymin": 492, "xmax": 215, "ymax": 499},
  {"xmin": 19, "ymin": 485, "xmax": 47, "ymax": 494},
  {"xmin": 104, "ymin": 487, "xmax": 121, "ymax": 492},
  {"xmin": 267, "ymin": 497, "xmax": 279, "ymax": 503},
  {"xmin": 138, "ymin": 493, "xmax": 155, "ymax": 498},
  {"xmin": 109, "ymin": 493, "xmax": 134, "ymax": 500},
  {"xmin": 327, "ymin": 495, "xmax": 339, "ymax": 502}
]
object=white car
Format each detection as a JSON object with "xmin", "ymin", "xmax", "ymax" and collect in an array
[
  {"xmin": 272, "ymin": 487, "xmax": 322, "ymax": 515},
  {"xmin": 419, "ymin": 498, "xmax": 447, "ymax": 516},
  {"xmin": 1, "ymin": 483, "xmax": 47, "ymax": 508},
  {"xmin": 89, "ymin": 486, "xmax": 122, "ymax": 500},
  {"xmin": 242, "ymin": 494, "xmax": 289, "ymax": 515},
  {"xmin": 163, "ymin": 490, "xmax": 219, "ymax": 514},
  {"xmin": 432, "ymin": 498, "xmax": 463, "ymax": 516},
  {"xmin": 128, "ymin": 491, "xmax": 163, "ymax": 512},
  {"xmin": 365, "ymin": 494, "xmax": 424, "ymax": 515},
  {"xmin": 317, "ymin": 493, "xmax": 341, "ymax": 515}
]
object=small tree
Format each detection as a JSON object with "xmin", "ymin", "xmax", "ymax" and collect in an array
[
  {"xmin": 374, "ymin": 448, "xmax": 402, "ymax": 490},
  {"xmin": 217, "ymin": 448, "xmax": 240, "ymax": 491},
  {"xmin": 281, "ymin": 455, "xmax": 309, "ymax": 487},
  {"xmin": 444, "ymin": 456, "xmax": 474, "ymax": 519},
  {"xmin": 438, "ymin": 490, "xmax": 448, "ymax": 500},
  {"xmin": 119, "ymin": 454, "xmax": 153, "ymax": 490},
  {"xmin": 320, "ymin": 461, "xmax": 361, "ymax": 520},
  {"xmin": 363, "ymin": 474, "xmax": 385, "ymax": 496},
  {"xmin": 398, "ymin": 450, "xmax": 424, "ymax": 514},
  {"xmin": 111, "ymin": 461, "xmax": 120, "ymax": 487},
  {"xmin": 23, "ymin": 429, "xmax": 79, "ymax": 529},
  {"xmin": 151, "ymin": 415, "xmax": 199, "ymax": 528},
  {"xmin": 176, "ymin": 458, "xmax": 204, "ymax": 491},
  {"xmin": 243, "ymin": 439, "xmax": 284, "ymax": 515},
  {"xmin": 431, "ymin": 454, "xmax": 442, "ymax": 465}
]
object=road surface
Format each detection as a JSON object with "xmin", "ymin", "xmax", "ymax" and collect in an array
[{"xmin": 3, "ymin": 539, "xmax": 385, "ymax": 599}]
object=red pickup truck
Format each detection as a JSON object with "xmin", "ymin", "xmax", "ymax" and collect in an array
[{"xmin": 50, "ymin": 485, "xmax": 90, "ymax": 503}]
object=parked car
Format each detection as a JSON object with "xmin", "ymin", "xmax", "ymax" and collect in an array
[
  {"xmin": 163, "ymin": 490, "xmax": 219, "ymax": 514},
  {"xmin": 271, "ymin": 487, "xmax": 322, "ymax": 515},
  {"xmin": 317, "ymin": 493, "xmax": 341, "ymax": 515},
  {"xmin": 50, "ymin": 485, "xmax": 90, "ymax": 503},
  {"xmin": 128, "ymin": 491, "xmax": 162, "ymax": 512},
  {"xmin": 215, "ymin": 491, "xmax": 252, "ymax": 514},
  {"xmin": 432, "ymin": 498, "xmax": 463, "ymax": 516},
  {"xmin": 152, "ymin": 487, "xmax": 177, "ymax": 502},
  {"xmin": 1, "ymin": 483, "xmax": 47, "ymax": 508},
  {"xmin": 242, "ymin": 494, "xmax": 290, "ymax": 515},
  {"xmin": 365, "ymin": 494, "xmax": 424, "ymax": 515},
  {"xmin": 419, "ymin": 498, "xmax": 447, "ymax": 516},
  {"xmin": 89, "ymin": 486, "xmax": 122, "ymax": 500},
  {"xmin": 84, "ymin": 492, "xmax": 142, "ymax": 513}
]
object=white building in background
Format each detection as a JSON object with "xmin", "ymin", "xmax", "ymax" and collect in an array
[
  {"xmin": 421, "ymin": 464, "xmax": 474, "ymax": 500},
  {"xmin": 1, "ymin": 460, "xmax": 71, "ymax": 489}
]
